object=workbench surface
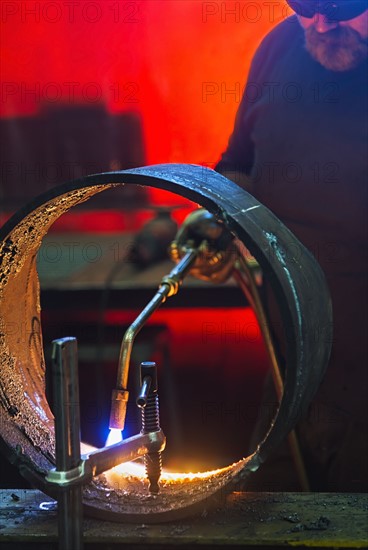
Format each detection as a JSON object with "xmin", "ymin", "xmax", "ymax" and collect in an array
[{"xmin": 0, "ymin": 490, "xmax": 367, "ymax": 549}]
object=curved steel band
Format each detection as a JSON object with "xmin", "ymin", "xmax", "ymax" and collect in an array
[{"xmin": 0, "ymin": 163, "xmax": 332, "ymax": 521}]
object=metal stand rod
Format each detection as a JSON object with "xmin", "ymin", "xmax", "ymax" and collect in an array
[
  {"xmin": 52, "ymin": 337, "xmax": 83, "ymax": 550},
  {"xmin": 233, "ymin": 253, "xmax": 310, "ymax": 492}
]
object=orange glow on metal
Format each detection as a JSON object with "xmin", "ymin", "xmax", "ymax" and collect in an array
[
  {"xmin": 106, "ymin": 461, "xmax": 234, "ymax": 484},
  {"xmin": 81, "ymin": 441, "xmax": 234, "ymax": 484}
]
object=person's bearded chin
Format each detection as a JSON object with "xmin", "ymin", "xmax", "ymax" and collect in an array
[{"xmin": 305, "ymin": 25, "xmax": 368, "ymax": 71}]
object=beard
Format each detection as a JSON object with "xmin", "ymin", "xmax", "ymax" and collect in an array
[{"xmin": 304, "ymin": 25, "xmax": 368, "ymax": 71}]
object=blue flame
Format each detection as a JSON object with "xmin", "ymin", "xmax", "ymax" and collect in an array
[{"xmin": 105, "ymin": 428, "xmax": 123, "ymax": 447}]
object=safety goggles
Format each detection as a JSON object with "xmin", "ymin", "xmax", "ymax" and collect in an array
[{"xmin": 286, "ymin": 1, "xmax": 367, "ymax": 21}]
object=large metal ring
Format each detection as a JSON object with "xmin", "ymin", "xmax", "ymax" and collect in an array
[{"xmin": 0, "ymin": 164, "xmax": 332, "ymax": 521}]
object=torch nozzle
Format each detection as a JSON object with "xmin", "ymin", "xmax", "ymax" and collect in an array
[{"xmin": 109, "ymin": 388, "xmax": 129, "ymax": 431}]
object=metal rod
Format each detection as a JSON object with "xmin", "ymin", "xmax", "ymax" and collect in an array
[
  {"xmin": 118, "ymin": 249, "xmax": 197, "ymax": 390},
  {"xmin": 137, "ymin": 376, "xmax": 152, "ymax": 408},
  {"xmin": 109, "ymin": 249, "xmax": 197, "ymax": 430},
  {"xmin": 117, "ymin": 286, "xmax": 170, "ymax": 391},
  {"xmin": 233, "ymin": 253, "xmax": 310, "ymax": 492},
  {"xmin": 51, "ymin": 337, "xmax": 83, "ymax": 550}
]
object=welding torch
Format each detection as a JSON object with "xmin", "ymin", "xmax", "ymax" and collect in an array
[
  {"xmin": 108, "ymin": 209, "xmax": 237, "ymax": 434},
  {"xmin": 108, "ymin": 248, "xmax": 198, "ymax": 432},
  {"xmin": 107, "ymin": 209, "xmax": 236, "ymax": 493}
]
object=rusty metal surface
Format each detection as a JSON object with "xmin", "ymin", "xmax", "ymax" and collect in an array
[
  {"xmin": 0, "ymin": 164, "xmax": 332, "ymax": 521},
  {"xmin": 0, "ymin": 490, "xmax": 367, "ymax": 548}
]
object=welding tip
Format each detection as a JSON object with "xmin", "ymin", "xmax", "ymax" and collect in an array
[{"xmin": 109, "ymin": 388, "xmax": 129, "ymax": 431}]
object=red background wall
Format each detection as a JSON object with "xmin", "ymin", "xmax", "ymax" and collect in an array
[{"xmin": 1, "ymin": 0, "xmax": 290, "ymax": 194}]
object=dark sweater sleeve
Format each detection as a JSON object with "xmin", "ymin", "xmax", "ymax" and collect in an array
[
  {"xmin": 215, "ymin": 56, "xmax": 259, "ymax": 175},
  {"xmin": 215, "ymin": 17, "xmax": 301, "ymax": 175}
]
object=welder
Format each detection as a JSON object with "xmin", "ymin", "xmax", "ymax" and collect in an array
[{"xmin": 214, "ymin": 0, "xmax": 368, "ymax": 491}]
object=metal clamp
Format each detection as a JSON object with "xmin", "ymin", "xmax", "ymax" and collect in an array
[
  {"xmin": 46, "ymin": 462, "xmax": 86, "ymax": 488},
  {"xmin": 46, "ymin": 429, "xmax": 166, "ymax": 489}
]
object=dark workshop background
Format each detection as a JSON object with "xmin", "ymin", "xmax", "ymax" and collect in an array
[{"xmin": 0, "ymin": 1, "xmax": 289, "ymax": 485}]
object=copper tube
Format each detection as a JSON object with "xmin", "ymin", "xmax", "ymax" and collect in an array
[{"xmin": 109, "ymin": 249, "xmax": 197, "ymax": 430}]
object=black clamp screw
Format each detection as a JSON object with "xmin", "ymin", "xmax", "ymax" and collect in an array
[{"xmin": 137, "ymin": 361, "xmax": 162, "ymax": 494}]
